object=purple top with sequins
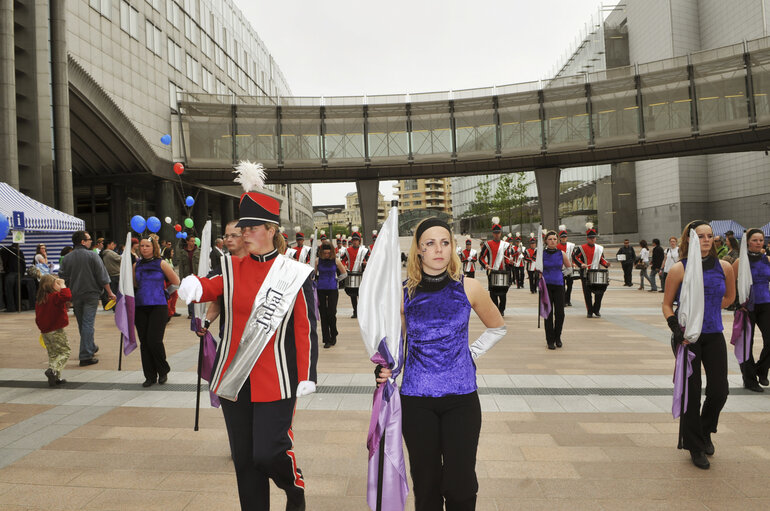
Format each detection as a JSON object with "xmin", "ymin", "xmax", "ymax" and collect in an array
[
  {"xmin": 316, "ymin": 258, "xmax": 338, "ymax": 290},
  {"xmin": 750, "ymin": 255, "xmax": 770, "ymax": 305},
  {"xmin": 401, "ymin": 277, "xmax": 476, "ymax": 397},
  {"xmin": 135, "ymin": 258, "xmax": 167, "ymax": 307},
  {"xmin": 680, "ymin": 258, "xmax": 725, "ymax": 334},
  {"xmin": 542, "ymin": 248, "xmax": 564, "ymax": 286}
]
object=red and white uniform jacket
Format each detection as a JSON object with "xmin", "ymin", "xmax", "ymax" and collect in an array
[
  {"xmin": 461, "ymin": 248, "xmax": 477, "ymax": 273},
  {"xmin": 194, "ymin": 251, "xmax": 318, "ymax": 402},
  {"xmin": 524, "ymin": 248, "xmax": 537, "ymax": 271},
  {"xmin": 479, "ymin": 240, "xmax": 507, "ymax": 271},
  {"xmin": 290, "ymin": 245, "xmax": 311, "ymax": 264},
  {"xmin": 557, "ymin": 241, "xmax": 576, "ymax": 270},
  {"xmin": 511, "ymin": 244, "xmax": 525, "ymax": 268},
  {"xmin": 572, "ymin": 243, "xmax": 609, "ymax": 270},
  {"xmin": 341, "ymin": 245, "xmax": 369, "ymax": 272}
]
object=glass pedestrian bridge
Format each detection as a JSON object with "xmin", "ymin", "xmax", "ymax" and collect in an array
[{"xmin": 178, "ymin": 37, "xmax": 770, "ymax": 184}]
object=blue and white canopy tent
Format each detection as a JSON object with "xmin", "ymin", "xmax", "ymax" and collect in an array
[
  {"xmin": 709, "ymin": 219, "xmax": 746, "ymax": 239},
  {"xmin": 761, "ymin": 222, "xmax": 770, "ymax": 238},
  {"xmin": 0, "ymin": 182, "xmax": 86, "ymax": 267}
]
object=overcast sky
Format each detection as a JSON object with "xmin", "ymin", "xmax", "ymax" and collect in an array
[{"xmin": 233, "ymin": 0, "xmax": 618, "ymax": 206}]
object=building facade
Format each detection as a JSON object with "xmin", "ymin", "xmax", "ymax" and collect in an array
[{"xmin": 395, "ymin": 178, "xmax": 453, "ymax": 218}]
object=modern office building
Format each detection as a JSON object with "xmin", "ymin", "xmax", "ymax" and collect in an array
[
  {"xmin": 395, "ymin": 178, "xmax": 453, "ymax": 217},
  {"xmin": 452, "ymin": 0, "xmax": 770, "ymax": 239},
  {"xmin": 1, "ymin": 0, "xmax": 313, "ymax": 240}
]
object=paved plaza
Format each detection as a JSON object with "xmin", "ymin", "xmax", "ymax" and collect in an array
[{"xmin": 1, "ymin": 268, "xmax": 770, "ymax": 510}]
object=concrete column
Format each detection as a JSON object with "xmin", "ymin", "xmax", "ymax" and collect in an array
[
  {"xmin": 50, "ymin": 0, "xmax": 73, "ymax": 214},
  {"xmin": 0, "ymin": 0, "xmax": 19, "ymax": 188},
  {"xmin": 535, "ymin": 167, "xmax": 561, "ymax": 231},
  {"xmin": 356, "ymin": 179, "xmax": 379, "ymax": 245},
  {"xmin": 155, "ymin": 180, "xmax": 177, "ymax": 243}
]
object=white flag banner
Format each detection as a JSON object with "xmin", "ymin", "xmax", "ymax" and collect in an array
[
  {"xmin": 736, "ymin": 233, "xmax": 752, "ymax": 305},
  {"xmin": 194, "ymin": 220, "xmax": 212, "ymax": 320},
  {"xmin": 678, "ymin": 229, "xmax": 704, "ymax": 343},
  {"xmin": 534, "ymin": 225, "xmax": 544, "ymax": 273}
]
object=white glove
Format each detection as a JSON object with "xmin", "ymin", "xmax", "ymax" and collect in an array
[
  {"xmin": 469, "ymin": 325, "xmax": 507, "ymax": 360},
  {"xmin": 336, "ymin": 272, "xmax": 348, "ymax": 283},
  {"xmin": 296, "ymin": 380, "xmax": 316, "ymax": 397},
  {"xmin": 178, "ymin": 275, "xmax": 203, "ymax": 303}
]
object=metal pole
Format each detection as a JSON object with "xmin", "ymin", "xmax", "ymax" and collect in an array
[
  {"xmin": 194, "ymin": 334, "xmax": 204, "ymax": 431},
  {"xmin": 16, "ymin": 250, "xmax": 21, "ymax": 312},
  {"xmin": 375, "ymin": 428, "xmax": 385, "ymax": 511},
  {"xmin": 118, "ymin": 335, "xmax": 123, "ymax": 371}
]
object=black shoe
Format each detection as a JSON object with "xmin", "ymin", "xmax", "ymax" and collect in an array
[
  {"xmin": 555, "ymin": 339, "xmax": 562, "ymax": 348},
  {"xmin": 547, "ymin": 343, "xmax": 556, "ymax": 350},
  {"xmin": 586, "ymin": 312, "xmax": 593, "ymax": 318},
  {"xmin": 351, "ymin": 313, "xmax": 357, "ymax": 319},
  {"xmin": 331, "ymin": 338, "xmax": 337, "ymax": 346},
  {"xmin": 690, "ymin": 450, "xmax": 710, "ymax": 469},
  {"xmin": 286, "ymin": 497, "xmax": 306, "ymax": 511},
  {"xmin": 705, "ymin": 434, "xmax": 715, "ymax": 456},
  {"xmin": 323, "ymin": 342, "xmax": 331, "ymax": 349},
  {"xmin": 45, "ymin": 368, "xmax": 57, "ymax": 387},
  {"xmin": 56, "ymin": 379, "xmax": 67, "ymax": 385},
  {"xmin": 142, "ymin": 379, "xmax": 155, "ymax": 388},
  {"xmin": 593, "ymin": 312, "xmax": 601, "ymax": 318},
  {"xmin": 79, "ymin": 358, "xmax": 99, "ymax": 367},
  {"xmin": 565, "ymin": 302, "xmax": 572, "ymax": 307},
  {"xmin": 172, "ymin": 312, "xmax": 181, "ymax": 317},
  {"xmin": 158, "ymin": 373, "xmax": 168, "ymax": 384},
  {"xmin": 759, "ymin": 376, "xmax": 769, "ymax": 386},
  {"xmin": 745, "ymin": 383, "xmax": 764, "ymax": 393},
  {"xmin": 94, "ymin": 345, "xmax": 99, "ymax": 353}
]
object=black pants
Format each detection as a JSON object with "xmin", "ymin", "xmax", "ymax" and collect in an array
[
  {"xmin": 464, "ymin": 271, "xmax": 475, "ymax": 279},
  {"xmin": 527, "ymin": 270, "xmax": 538, "ymax": 293},
  {"xmin": 678, "ymin": 333, "xmax": 729, "ymax": 452},
  {"xmin": 621, "ymin": 263, "xmax": 633, "ymax": 286},
  {"xmin": 741, "ymin": 303, "xmax": 770, "ymax": 385},
  {"xmin": 514, "ymin": 267, "xmax": 525, "ymax": 288},
  {"xmin": 580, "ymin": 278, "xmax": 606, "ymax": 314},
  {"xmin": 564, "ymin": 276, "xmax": 574, "ymax": 304},
  {"xmin": 401, "ymin": 391, "xmax": 481, "ymax": 511},
  {"xmin": 134, "ymin": 305, "xmax": 171, "ymax": 382},
  {"xmin": 221, "ymin": 379, "xmax": 304, "ymax": 510},
  {"xmin": 317, "ymin": 289, "xmax": 339, "ymax": 344},
  {"xmin": 344, "ymin": 288, "xmax": 358, "ymax": 315},
  {"xmin": 544, "ymin": 284, "xmax": 565, "ymax": 346}
]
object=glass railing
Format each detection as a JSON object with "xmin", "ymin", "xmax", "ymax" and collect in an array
[{"xmin": 179, "ymin": 36, "xmax": 770, "ymax": 169}]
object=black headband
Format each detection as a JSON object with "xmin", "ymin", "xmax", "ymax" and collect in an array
[
  {"xmin": 416, "ymin": 218, "xmax": 452, "ymax": 242},
  {"xmin": 684, "ymin": 220, "xmax": 710, "ymax": 233}
]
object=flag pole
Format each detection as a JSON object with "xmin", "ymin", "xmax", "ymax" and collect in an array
[
  {"xmin": 117, "ymin": 335, "xmax": 123, "ymax": 371},
  {"xmin": 194, "ymin": 330, "xmax": 204, "ymax": 431},
  {"xmin": 376, "ymin": 427, "xmax": 386, "ymax": 511},
  {"xmin": 537, "ymin": 272, "xmax": 541, "ymax": 329}
]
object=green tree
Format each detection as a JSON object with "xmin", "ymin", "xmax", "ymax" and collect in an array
[{"xmin": 493, "ymin": 173, "xmax": 528, "ymax": 230}]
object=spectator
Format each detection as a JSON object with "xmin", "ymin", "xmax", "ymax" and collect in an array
[
  {"xmin": 100, "ymin": 239, "xmax": 122, "ymax": 302},
  {"xmin": 130, "ymin": 237, "xmax": 140, "ymax": 263},
  {"xmin": 173, "ymin": 235, "xmax": 200, "ymax": 318},
  {"xmin": 650, "ymin": 238, "xmax": 664, "ymax": 292},
  {"xmin": 59, "ymin": 246, "xmax": 73, "ymax": 261},
  {"xmin": 35, "ymin": 274, "xmax": 71, "ymax": 386},
  {"xmin": 616, "ymin": 239, "xmax": 636, "ymax": 287},
  {"xmin": 210, "ymin": 237, "xmax": 225, "ymax": 274},
  {"xmin": 93, "ymin": 238, "xmax": 104, "ymax": 254},
  {"xmin": 714, "ymin": 236, "xmax": 728, "ymax": 259},
  {"xmin": 0, "ymin": 253, "xmax": 5, "ymax": 311},
  {"xmin": 722, "ymin": 235, "xmax": 740, "ymax": 263},
  {"xmin": 637, "ymin": 240, "xmax": 654, "ymax": 291},
  {"xmin": 58, "ymin": 230, "xmax": 116, "ymax": 366},
  {"xmin": 2, "ymin": 243, "xmax": 35, "ymax": 311},
  {"xmin": 661, "ymin": 236, "xmax": 679, "ymax": 291}
]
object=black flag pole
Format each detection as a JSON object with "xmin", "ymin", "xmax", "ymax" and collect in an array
[
  {"xmin": 194, "ymin": 332, "xmax": 204, "ymax": 431},
  {"xmin": 117, "ymin": 335, "xmax": 123, "ymax": 371},
  {"xmin": 376, "ymin": 423, "xmax": 386, "ymax": 511}
]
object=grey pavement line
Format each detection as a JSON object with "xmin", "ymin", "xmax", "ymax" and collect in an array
[{"xmin": 0, "ymin": 379, "xmax": 766, "ymax": 397}]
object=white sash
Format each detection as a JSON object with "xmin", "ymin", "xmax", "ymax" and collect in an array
[
  {"xmin": 353, "ymin": 246, "xmax": 368, "ymax": 272},
  {"xmin": 590, "ymin": 244, "xmax": 604, "ymax": 270},
  {"xmin": 285, "ymin": 247, "xmax": 296, "ymax": 259},
  {"xmin": 492, "ymin": 241, "xmax": 509, "ymax": 270},
  {"xmin": 298, "ymin": 245, "xmax": 310, "ymax": 263},
  {"xmin": 213, "ymin": 255, "xmax": 313, "ymax": 401},
  {"xmin": 464, "ymin": 249, "xmax": 477, "ymax": 273},
  {"xmin": 564, "ymin": 242, "xmax": 575, "ymax": 269}
]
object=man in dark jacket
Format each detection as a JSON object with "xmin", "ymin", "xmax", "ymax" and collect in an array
[
  {"xmin": 650, "ymin": 238, "xmax": 665, "ymax": 292},
  {"xmin": 616, "ymin": 239, "xmax": 636, "ymax": 287}
]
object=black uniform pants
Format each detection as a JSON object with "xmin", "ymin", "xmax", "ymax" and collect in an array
[
  {"xmin": 401, "ymin": 391, "xmax": 481, "ymax": 511},
  {"xmin": 464, "ymin": 271, "xmax": 475, "ymax": 279},
  {"xmin": 621, "ymin": 263, "xmax": 633, "ymax": 286},
  {"xmin": 514, "ymin": 267, "xmax": 525, "ymax": 288},
  {"xmin": 544, "ymin": 284, "xmax": 565, "ymax": 345},
  {"xmin": 678, "ymin": 333, "xmax": 729, "ymax": 452},
  {"xmin": 580, "ymin": 278, "xmax": 606, "ymax": 314},
  {"xmin": 564, "ymin": 276, "xmax": 574, "ymax": 304},
  {"xmin": 527, "ymin": 270, "xmax": 538, "ymax": 293},
  {"xmin": 134, "ymin": 305, "xmax": 170, "ymax": 382},
  {"xmin": 344, "ymin": 287, "xmax": 358, "ymax": 315},
  {"xmin": 221, "ymin": 379, "xmax": 304, "ymax": 510},
  {"xmin": 317, "ymin": 289, "xmax": 339, "ymax": 344},
  {"xmin": 741, "ymin": 303, "xmax": 770, "ymax": 384}
]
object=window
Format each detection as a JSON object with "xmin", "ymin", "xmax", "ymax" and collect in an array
[
  {"xmin": 145, "ymin": 21, "xmax": 162, "ymax": 56},
  {"xmin": 169, "ymin": 81, "xmax": 182, "ymax": 111},
  {"xmin": 167, "ymin": 38, "xmax": 182, "ymax": 69},
  {"xmin": 90, "ymin": 0, "xmax": 111, "ymax": 18},
  {"xmin": 185, "ymin": 53, "xmax": 199, "ymax": 84},
  {"xmin": 183, "ymin": 0, "xmax": 197, "ymax": 18},
  {"xmin": 404, "ymin": 179, "xmax": 418, "ymax": 191},
  {"xmin": 215, "ymin": 46, "xmax": 225, "ymax": 70},
  {"xmin": 200, "ymin": 34, "xmax": 211, "ymax": 57},
  {"xmin": 166, "ymin": 0, "xmax": 181, "ymax": 29},
  {"xmin": 184, "ymin": 14, "xmax": 198, "ymax": 46},
  {"xmin": 120, "ymin": 1, "xmax": 139, "ymax": 39},
  {"xmin": 216, "ymin": 79, "xmax": 227, "ymax": 96},
  {"xmin": 146, "ymin": 0, "xmax": 161, "ymax": 12},
  {"xmin": 201, "ymin": 66, "xmax": 213, "ymax": 92}
]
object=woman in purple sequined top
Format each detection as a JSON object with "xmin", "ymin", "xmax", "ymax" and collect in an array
[
  {"xmin": 541, "ymin": 230, "xmax": 572, "ymax": 350},
  {"xmin": 315, "ymin": 243, "xmax": 347, "ymax": 349},
  {"xmin": 376, "ymin": 218, "xmax": 505, "ymax": 510},
  {"xmin": 134, "ymin": 237, "xmax": 179, "ymax": 388},
  {"xmin": 662, "ymin": 221, "xmax": 735, "ymax": 470},
  {"xmin": 732, "ymin": 229, "xmax": 770, "ymax": 391}
]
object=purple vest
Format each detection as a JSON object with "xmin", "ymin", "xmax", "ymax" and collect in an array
[
  {"xmin": 402, "ymin": 277, "xmax": 476, "ymax": 397},
  {"xmin": 542, "ymin": 248, "xmax": 564, "ymax": 286},
  {"xmin": 680, "ymin": 258, "xmax": 725, "ymax": 334},
  {"xmin": 135, "ymin": 258, "xmax": 168, "ymax": 307},
  {"xmin": 316, "ymin": 258, "xmax": 338, "ymax": 291},
  {"xmin": 750, "ymin": 255, "xmax": 770, "ymax": 305}
]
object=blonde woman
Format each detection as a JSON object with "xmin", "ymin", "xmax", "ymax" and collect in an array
[{"xmin": 376, "ymin": 218, "xmax": 506, "ymax": 509}]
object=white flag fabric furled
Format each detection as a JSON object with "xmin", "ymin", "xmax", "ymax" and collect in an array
[
  {"xmin": 193, "ymin": 220, "xmax": 212, "ymax": 320},
  {"xmin": 114, "ymin": 231, "xmax": 137, "ymax": 355},
  {"xmin": 534, "ymin": 225, "xmax": 544, "ymax": 273},
  {"xmin": 309, "ymin": 228, "xmax": 319, "ymax": 269},
  {"xmin": 678, "ymin": 229, "xmax": 704, "ymax": 343},
  {"xmin": 736, "ymin": 233, "xmax": 752, "ymax": 305}
]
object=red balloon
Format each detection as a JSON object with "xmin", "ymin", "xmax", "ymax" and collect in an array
[
  {"xmin": 174, "ymin": 224, "xmax": 182, "ymax": 232},
  {"xmin": 173, "ymin": 162, "xmax": 184, "ymax": 175}
]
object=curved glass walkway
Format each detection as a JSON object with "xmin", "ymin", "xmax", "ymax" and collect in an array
[{"xmin": 178, "ymin": 36, "xmax": 770, "ymax": 184}]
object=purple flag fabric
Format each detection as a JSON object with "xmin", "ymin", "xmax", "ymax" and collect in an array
[
  {"xmin": 114, "ymin": 293, "xmax": 137, "ymax": 356},
  {"xmin": 191, "ymin": 317, "xmax": 221, "ymax": 408},
  {"xmin": 367, "ymin": 339, "xmax": 408, "ymax": 511},
  {"xmin": 672, "ymin": 343, "xmax": 695, "ymax": 419},
  {"xmin": 537, "ymin": 274, "xmax": 551, "ymax": 319},
  {"xmin": 730, "ymin": 307, "xmax": 752, "ymax": 364}
]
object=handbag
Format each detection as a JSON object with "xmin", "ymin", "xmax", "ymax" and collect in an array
[{"xmin": 634, "ymin": 258, "xmax": 647, "ymax": 270}]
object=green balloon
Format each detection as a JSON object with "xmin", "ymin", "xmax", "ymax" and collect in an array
[
  {"xmin": 194, "ymin": 237, "xmax": 201, "ymax": 247},
  {"xmin": 184, "ymin": 218, "xmax": 194, "ymax": 229}
]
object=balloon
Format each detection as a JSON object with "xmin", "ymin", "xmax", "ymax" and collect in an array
[
  {"xmin": 164, "ymin": 216, "xmax": 172, "ymax": 224},
  {"xmin": 0, "ymin": 216, "xmax": 8, "ymax": 240},
  {"xmin": 130, "ymin": 215, "xmax": 146, "ymax": 233},
  {"xmin": 175, "ymin": 232, "xmax": 183, "ymax": 238},
  {"xmin": 185, "ymin": 196, "xmax": 195, "ymax": 207},
  {"xmin": 174, "ymin": 223, "xmax": 182, "ymax": 232},
  {"xmin": 181, "ymin": 232, "xmax": 188, "ymax": 239},
  {"xmin": 146, "ymin": 216, "xmax": 161, "ymax": 233},
  {"xmin": 173, "ymin": 162, "xmax": 184, "ymax": 175},
  {"xmin": 194, "ymin": 237, "xmax": 201, "ymax": 247},
  {"xmin": 184, "ymin": 218, "xmax": 194, "ymax": 229},
  {"xmin": 160, "ymin": 134, "xmax": 172, "ymax": 145}
]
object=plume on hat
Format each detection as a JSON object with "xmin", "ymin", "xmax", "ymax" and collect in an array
[
  {"xmin": 233, "ymin": 161, "xmax": 266, "ymax": 192},
  {"xmin": 336, "ymin": 234, "xmax": 341, "ymax": 239},
  {"xmin": 320, "ymin": 230, "xmax": 326, "ymax": 235},
  {"xmin": 585, "ymin": 222, "xmax": 594, "ymax": 230},
  {"xmin": 372, "ymin": 229, "xmax": 378, "ymax": 235},
  {"xmin": 542, "ymin": 228, "xmax": 549, "ymax": 235},
  {"xmin": 294, "ymin": 226, "xmax": 301, "ymax": 233},
  {"xmin": 515, "ymin": 232, "xmax": 520, "ymax": 237},
  {"xmin": 352, "ymin": 225, "xmax": 359, "ymax": 232},
  {"xmin": 279, "ymin": 226, "xmax": 285, "ymax": 233},
  {"xmin": 529, "ymin": 232, "xmax": 535, "ymax": 237},
  {"xmin": 559, "ymin": 224, "xmax": 567, "ymax": 232},
  {"xmin": 491, "ymin": 216, "xmax": 500, "ymax": 225}
]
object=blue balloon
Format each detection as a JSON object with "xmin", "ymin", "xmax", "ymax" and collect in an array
[
  {"xmin": 130, "ymin": 215, "xmax": 146, "ymax": 233},
  {"xmin": 146, "ymin": 216, "xmax": 162, "ymax": 233},
  {"xmin": 175, "ymin": 231, "xmax": 183, "ymax": 238},
  {"xmin": 185, "ymin": 196, "xmax": 195, "ymax": 207},
  {"xmin": 0, "ymin": 216, "xmax": 8, "ymax": 240},
  {"xmin": 181, "ymin": 232, "xmax": 188, "ymax": 239},
  {"xmin": 160, "ymin": 134, "xmax": 172, "ymax": 145}
]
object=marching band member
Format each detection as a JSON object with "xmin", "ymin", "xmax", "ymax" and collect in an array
[
  {"xmin": 279, "ymin": 227, "xmax": 289, "ymax": 254},
  {"xmin": 479, "ymin": 217, "xmax": 511, "ymax": 316},
  {"xmin": 340, "ymin": 227, "xmax": 369, "ymax": 319},
  {"xmin": 288, "ymin": 227, "xmax": 310, "ymax": 264},
  {"xmin": 542, "ymin": 230, "xmax": 572, "ymax": 349},
  {"xmin": 178, "ymin": 162, "xmax": 317, "ymax": 510},
  {"xmin": 460, "ymin": 237, "xmax": 478, "ymax": 278},
  {"xmin": 524, "ymin": 234, "xmax": 538, "ymax": 294},
  {"xmin": 512, "ymin": 233, "xmax": 525, "ymax": 289},
  {"xmin": 369, "ymin": 229, "xmax": 378, "ymax": 254},
  {"xmin": 573, "ymin": 222, "xmax": 610, "ymax": 318},
  {"xmin": 557, "ymin": 226, "xmax": 576, "ymax": 306}
]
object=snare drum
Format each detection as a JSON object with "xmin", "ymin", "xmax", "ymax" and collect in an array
[
  {"xmin": 571, "ymin": 268, "xmax": 582, "ymax": 279},
  {"xmin": 587, "ymin": 269, "xmax": 609, "ymax": 286},
  {"xmin": 490, "ymin": 270, "xmax": 510, "ymax": 288},
  {"xmin": 346, "ymin": 272, "xmax": 363, "ymax": 289}
]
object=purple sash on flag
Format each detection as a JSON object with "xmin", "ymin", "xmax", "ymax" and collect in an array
[
  {"xmin": 114, "ymin": 292, "xmax": 136, "ymax": 356},
  {"xmin": 192, "ymin": 317, "xmax": 221, "ymax": 408},
  {"xmin": 730, "ymin": 307, "xmax": 752, "ymax": 364},
  {"xmin": 537, "ymin": 275, "xmax": 551, "ymax": 319},
  {"xmin": 672, "ymin": 343, "xmax": 695, "ymax": 418},
  {"xmin": 366, "ymin": 338, "xmax": 408, "ymax": 511}
]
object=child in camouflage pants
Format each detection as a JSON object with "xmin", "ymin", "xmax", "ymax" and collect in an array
[{"xmin": 35, "ymin": 275, "xmax": 72, "ymax": 386}]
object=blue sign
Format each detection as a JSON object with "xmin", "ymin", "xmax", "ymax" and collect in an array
[{"xmin": 12, "ymin": 211, "xmax": 24, "ymax": 230}]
